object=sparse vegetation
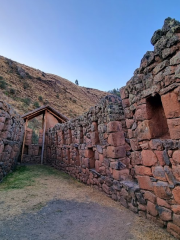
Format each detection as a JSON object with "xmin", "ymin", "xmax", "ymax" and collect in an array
[
  {"xmin": 108, "ymin": 88, "xmax": 121, "ymax": 97},
  {"xmin": 38, "ymin": 96, "xmax": 43, "ymax": 101},
  {"xmin": 9, "ymin": 88, "xmax": 15, "ymax": 94},
  {"xmin": 56, "ymin": 94, "xmax": 59, "ymax": 98},
  {"xmin": 32, "ymin": 130, "xmax": 39, "ymax": 144},
  {"xmin": 0, "ymin": 79, "xmax": 7, "ymax": 90},
  {"xmin": 22, "ymin": 98, "xmax": 31, "ymax": 105},
  {"xmin": 23, "ymin": 81, "xmax": 30, "ymax": 89},
  {"xmin": 34, "ymin": 101, "xmax": 40, "ymax": 108}
]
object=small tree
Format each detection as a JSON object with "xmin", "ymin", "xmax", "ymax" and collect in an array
[{"xmin": 75, "ymin": 79, "xmax": 79, "ymax": 85}]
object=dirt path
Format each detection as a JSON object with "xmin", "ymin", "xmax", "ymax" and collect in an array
[{"xmin": 0, "ymin": 165, "xmax": 175, "ymax": 240}]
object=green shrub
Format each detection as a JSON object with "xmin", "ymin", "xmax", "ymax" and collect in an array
[
  {"xmin": 22, "ymin": 98, "xmax": 31, "ymax": 105},
  {"xmin": 34, "ymin": 101, "xmax": 40, "ymax": 108},
  {"xmin": 0, "ymin": 79, "xmax": 7, "ymax": 90},
  {"xmin": 38, "ymin": 96, "xmax": 43, "ymax": 101},
  {"xmin": 23, "ymin": 81, "xmax": 30, "ymax": 89},
  {"xmin": 9, "ymin": 88, "xmax": 15, "ymax": 94},
  {"xmin": 0, "ymin": 76, "xmax": 3, "ymax": 80},
  {"xmin": 56, "ymin": 94, "xmax": 59, "ymax": 98}
]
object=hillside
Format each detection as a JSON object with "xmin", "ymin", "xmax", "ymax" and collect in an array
[{"xmin": 0, "ymin": 55, "xmax": 107, "ymax": 118}]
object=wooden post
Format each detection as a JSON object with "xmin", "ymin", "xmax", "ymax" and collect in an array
[
  {"xmin": 21, "ymin": 118, "xmax": 28, "ymax": 163},
  {"xmin": 41, "ymin": 110, "xmax": 47, "ymax": 164}
]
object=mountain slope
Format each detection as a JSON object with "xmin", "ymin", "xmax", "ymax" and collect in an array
[{"xmin": 0, "ymin": 56, "xmax": 107, "ymax": 118}]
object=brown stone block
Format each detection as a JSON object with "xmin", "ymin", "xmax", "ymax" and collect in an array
[
  {"xmin": 157, "ymin": 197, "xmax": 171, "ymax": 209},
  {"xmin": 143, "ymin": 191, "xmax": 156, "ymax": 203},
  {"xmin": 120, "ymin": 87, "xmax": 128, "ymax": 100},
  {"xmin": 167, "ymin": 118, "xmax": 180, "ymax": 140},
  {"xmin": 153, "ymin": 181, "xmax": 172, "ymax": 199},
  {"xmin": 161, "ymin": 90, "xmax": 180, "ymax": 118},
  {"xmin": 135, "ymin": 120, "xmax": 152, "ymax": 141},
  {"xmin": 154, "ymin": 151, "xmax": 165, "ymax": 166},
  {"xmin": 130, "ymin": 138, "xmax": 141, "ymax": 151},
  {"xmin": 170, "ymin": 51, "xmax": 180, "ymax": 65},
  {"xmin": 135, "ymin": 166, "xmax": 152, "ymax": 176},
  {"xmin": 131, "ymin": 151, "xmax": 142, "ymax": 165},
  {"xmin": 107, "ymin": 121, "xmax": 122, "ymax": 133},
  {"xmin": 147, "ymin": 201, "xmax": 158, "ymax": 216},
  {"xmin": 135, "ymin": 104, "xmax": 149, "ymax": 121},
  {"xmin": 156, "ymin": 206, "xmax": 172, "ymax": 221},
  {"xmin": 152, "ymin": 166, "xmax": 167, "ymax": 181},
  {"xmin": 172, "ymin": 186, "xmax": 180, "ymax": 204},
  {"xmin": 172, "ymin": 150, "xmax": 180, "ymax": 164},
  {"xmin": 137, "ymin": 176, "xmax": 153, "ymax": 191},
  {"xmin": 172, "ymin": 205, "xmax": 180, "ymax": 214},
  {"xmin": 167, "ymin": 222, "xmax": 180, "ymax": 239},
  {"xmin": 107, "ymin": 146, "xmax": 126, "ymax": 158},
  {"xmin": 90, "ymin": 132, "xmax": 99, "ymax": 145},
  {"xmin": 108, "ymin": 132, "xmax": 125, "ymax": 146},
  {"xmin": 125, "ymin": 119, "xmax": 134, "ymax": 129},
  {"xmin": 141, "ymin": 150, "xmax": 157, "ymax": 166},
  {"xmin": 173, "ymin": 214, "xmax": 180, "ymax": 227},
  {"xmin": 112, "ymin": 169, "xmax": 129, "ymax": 180},
  {"xmin": 172, "ymin": 165, "xmax": 180, "ymax": 181}
]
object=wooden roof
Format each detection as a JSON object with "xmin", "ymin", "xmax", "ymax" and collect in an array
[{"xmin": 22, "ymin": 105, "xmax": 69, "ymax": 122}]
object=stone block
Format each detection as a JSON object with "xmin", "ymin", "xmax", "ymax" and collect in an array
[
  {"xmin": 112, "ymin": 169, "xmax": 129, "ymax": 181},
  {"xmin": 154, "ymin": 151, "xmax": 165, "ymax": 166},
  {"xmin": 172, "ymin": 150, "xmax": 180, "ymax": 164},
  {"xmin": 167, "ymin": 222, "xmax": 180, "ymax": 239},
  {"xmin": 130, "ymin": 138, "xmax": 141, "ymax": 151},
  {"xmin": 167, "ymin": 118, "xmax": 180, "ymax": 140},
  {"xmin": 161, "ymin": 90, "xmax": 180, "ymax": 118},
  {"xmin": 149, "ymin": 139, "xmax": 163, "ymax": 150},
  {"xmin": 131, "ymin": 151, "xmax": 142, "ymax": 165},
  {"xmin": 156, "ymin": 206, "xmax": 172, "ymax": 221},
  {"xmin": 84, "ymin": 149, "xmax": 94, "ymax": 158},
  {"xmin": 173, "ymin": 214, "xmax": 180, "ymax": 227},
  {"xmin": 153, "ymin": 181, "xmax": 172, "ymax": 199},
  {"xmin": 141, "ymin": 150, "xmax": 157, "ymax": 166},
  {"xmin": 152, "ymin": 166, "xmax": 167, "ymax": 181},
  {"xmin": 172, "ymin": 205, "xmax": 180, "ymax": 214},
  {"xmin": 125, "ymin": 119, "xmax": 134, "ymax": 129},
  {"xmin": 135, "ymin": 166, "xmax": 152, "ymax": 176},
  {"xmin": 137, "ymin": 176, "xmax": 153, "ymax": 191},
  {"xmin": 107, "ymin": 121, "xmax": 122, "ymax": 133},
  {"xmin": 108, "ymin": 132, "xmax": 125, "ymax": 146},
  {"xmin": 107, "ymin": 146, "xmax": 126, "ymax": 158},
  {"xmin": 135, "ymin": 120, "xmax": 152, "ymax": 141},
  {"xmin": 172, "ymin": 186, "xmax": 180, "ymax": 204},
  {"xmin": 143, "ymin": 191, "xmax": 156, "ymax": 203},
  {"xmin": 147, "ymin": 201, "xmax": 158, "ymax": 216},
  {"xmin": 135, "ymin": 104, "xmax": 149, "ymax": 121},
  {"xmin": 157, "ymin": 197, "xmax": 171, "ymax": 209},
  {"xmin": 172, "ymin": 165, "xmax": 180, "ymax": 181},
  {"xmin": 170, "ymin": 51, "xmax": 180, "ymax": 65},
  {"xmin": 153, "ymin": 60, "xmax": 169, "ymax": 75},
  {"xmin": 122, "ymin": 99, "xmax": 130, "ymax": 108},
  {"xmin": 90, "ymin": 132, "xmax": 99, "ymax": 145}
]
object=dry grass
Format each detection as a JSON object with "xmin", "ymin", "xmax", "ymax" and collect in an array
[
  {"xmin": 0, "ymin": 165, "xmax": 175, "ymax": 240},
  {"xmin": 0, "ymin": 55, "xmax": 107, "ymax": 118}
]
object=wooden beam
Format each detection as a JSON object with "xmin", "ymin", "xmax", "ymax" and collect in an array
[
  {"xmin": 46, "ymin": 109, "xmax": 66, "ymax": 123},
  {"xmin": 21, "ymin": 119, "xmax": 28, "ymax": 163},
  {"xmin": 41, "ymin": 110, "xmax": 47, "ymax": 164}
]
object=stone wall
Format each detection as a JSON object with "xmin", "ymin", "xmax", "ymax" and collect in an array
[
  {"xmin": 120, "ymin": 17, "xmax": 180, "ymax": 239},
  {"xmin": 45, "ymin": 18, "xmax": 180, "ymax": 239},
  {"xmin": 0, "ymin": 101, "xmax": 24, "ymax": 182},
  {"xmin": 22, "ymin": 128, "xmax": 43, "ymax": 164}
]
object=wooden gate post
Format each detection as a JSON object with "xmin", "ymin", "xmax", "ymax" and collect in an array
[
  {"xmin": 41, "ymin": 110, "xmax": 47, "ymax": 164},
  {"xmin": 21, "ymin": 118, "xmax": 28, "ymax": 163}
]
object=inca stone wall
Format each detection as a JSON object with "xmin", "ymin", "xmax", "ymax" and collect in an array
[
  {"xmin": 22, "ymin": 128, "xmax": 43, "ymax": 164},
  {"xmin": 0, "ymin": 101, "xmax": 24, "ymax": 182},
  {"xmin": 45, "ymin": 18, "xmax": 180, "ymax": 239}
]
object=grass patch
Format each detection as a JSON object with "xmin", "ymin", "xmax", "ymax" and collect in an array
[{"xmin": 0, "ymin": 165, "xmax": 72, "ymax": 191}]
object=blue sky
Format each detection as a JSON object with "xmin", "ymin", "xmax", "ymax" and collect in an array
[{"xmin": 0, "ymin": 0, "xmax": 180, "ymax": 91}]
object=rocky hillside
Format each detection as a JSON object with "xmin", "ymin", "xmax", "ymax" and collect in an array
[{"xmin": 0, "ymin": 56, "xmax": 107, "ymax": 118}]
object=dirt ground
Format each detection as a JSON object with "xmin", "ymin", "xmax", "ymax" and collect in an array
[{"xmin": 0, "ymin": 165, "xmax": 176, "ymax": 240}]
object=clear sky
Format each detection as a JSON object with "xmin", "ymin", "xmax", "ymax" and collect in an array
[{"xmin": 0, "ymin": 0, "xmax": 180, "ymax": 91}]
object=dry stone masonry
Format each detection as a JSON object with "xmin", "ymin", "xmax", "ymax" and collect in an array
[
  {"xmin": 0, "ymin": 17, "xmax": 180, "ymax": 239},
  {"xmin": 0, "ymin": 101, "xmax": 24, "ymax": 182},
  {"xmin": 44, "ymin": 18, "xmax": 180, "ymax": 239}
]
